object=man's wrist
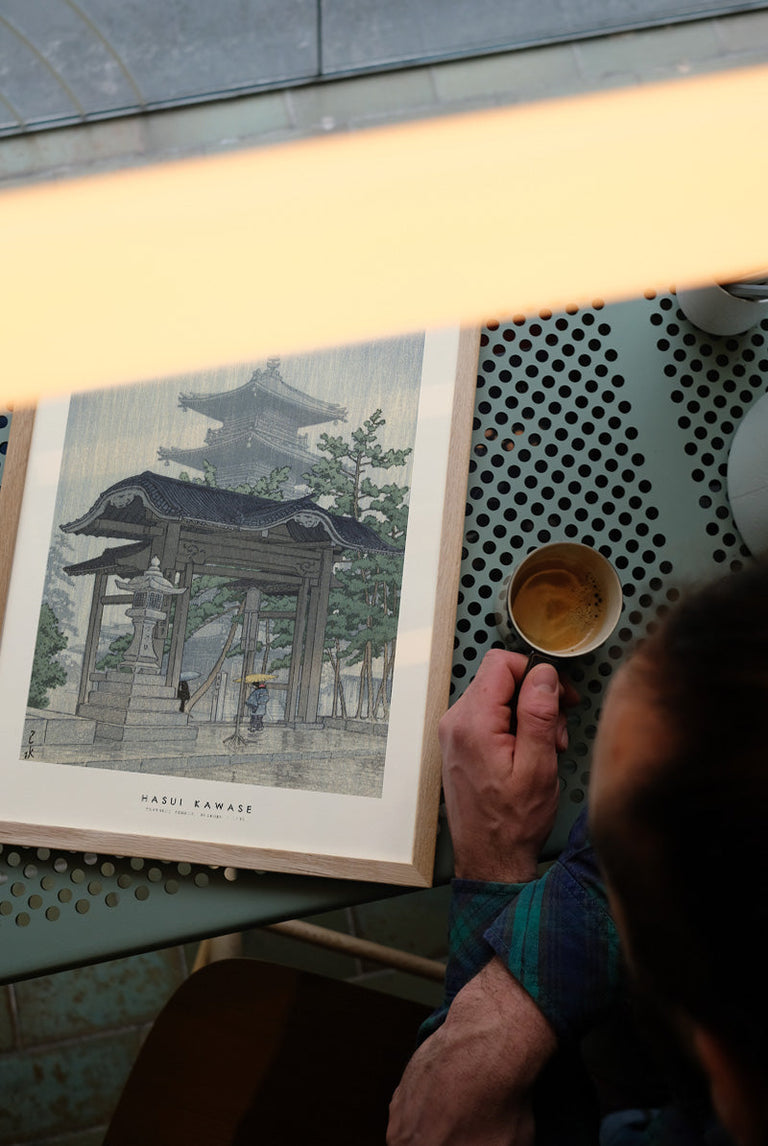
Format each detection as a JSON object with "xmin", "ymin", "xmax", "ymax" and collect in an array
[{"xmin": 453, "ymin": 852, "xmax": 540, "ymax": 884}]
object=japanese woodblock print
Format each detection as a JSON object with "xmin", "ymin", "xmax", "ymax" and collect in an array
[{"xmin": 0, "ymin": 329, "xmax": 478, "ymax": 882}]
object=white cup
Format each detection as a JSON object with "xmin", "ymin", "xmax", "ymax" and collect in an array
[{"xmin": 498, "ymin": 542, "xmax": 623, "ymax": 658}]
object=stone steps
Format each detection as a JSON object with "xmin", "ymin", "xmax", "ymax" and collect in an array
[
  {"xmin": 94, "ymin": 721, "xmax": 199, "ymax": 744},
  {"xmin": 79, "ymin": 702, "xmax": 191, "ymax": 728}
]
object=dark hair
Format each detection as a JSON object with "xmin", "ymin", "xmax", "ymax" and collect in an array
[{"xmin": 592, "ymin": 560, "xmax": 768, "ymax": 1077}]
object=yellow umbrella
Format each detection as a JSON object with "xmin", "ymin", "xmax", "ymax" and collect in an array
[{"xmin": 235, "ymin": 673, "xmax": 276, "ymax": 683}]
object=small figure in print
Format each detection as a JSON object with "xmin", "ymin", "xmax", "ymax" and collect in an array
[
  {"xmin": 177, "ymin": 679, "xmax": 191, "ymax": 713},
  {"xmin": 245, "ymin": 682, "xmax": 269, "ymax": 733}
]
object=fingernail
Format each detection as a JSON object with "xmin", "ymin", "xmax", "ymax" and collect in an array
[{"xmin": 530, "ymin": 664, "xmax": 558, "ymax": 693}]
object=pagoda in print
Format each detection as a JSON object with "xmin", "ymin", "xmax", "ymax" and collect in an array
[{"xmin": 158, "ymin": 358, "xmax": 347, "ymax": 491}]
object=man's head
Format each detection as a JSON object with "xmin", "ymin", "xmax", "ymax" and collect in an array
[{"xmin": 589, "ymin": 562, "xmax": 768, "ymax": 1146}]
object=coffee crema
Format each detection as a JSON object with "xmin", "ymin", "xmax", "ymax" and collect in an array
[{"xmin": 510, "ymin": 565, "xmax": 603, "ymax": 653}]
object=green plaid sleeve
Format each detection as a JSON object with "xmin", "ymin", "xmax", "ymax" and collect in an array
[
  {"xmin": 418, "ymin": 879, "xmax": 527, "ymax": 1043},
  {"xmin": 418, "ymin": 811, "xmax": 622, "ymax": 1047},
  {"xmin": 484, "ymin": 813, "xmax": 622, "ymax": 1043}
]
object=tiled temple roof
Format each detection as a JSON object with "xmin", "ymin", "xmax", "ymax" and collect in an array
[{"xmin": 62, "ymin": 471, "xmax": 399, "ymax": 554}]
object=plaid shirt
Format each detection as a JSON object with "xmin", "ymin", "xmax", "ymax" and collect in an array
[
  {"xmin": 421, "ymin": 810, "xmax": 622, "ymax": 1044},
  {"xmin": 418, "ymin": 812, "xmax": 728, "ymax": 1146}
]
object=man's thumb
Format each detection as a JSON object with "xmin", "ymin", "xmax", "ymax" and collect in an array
[{"xmin": 516, "ymin": 662, "xmax": 560, "ymax": 744}]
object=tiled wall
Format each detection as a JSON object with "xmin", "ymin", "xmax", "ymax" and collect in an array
[{"xmin": 0, "ymin": 948, "xmax": 189, "ymax": 1145}]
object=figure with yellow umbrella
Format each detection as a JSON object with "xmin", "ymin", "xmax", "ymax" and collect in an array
[
  {"xmin": 242, "ymin": 673, "xmax": 274, "ymax": 734},
  {"xmin": 224, "ymin": 671, "xmax": 276, "ymax": 748}
]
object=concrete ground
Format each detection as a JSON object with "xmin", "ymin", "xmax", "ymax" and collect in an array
[{"xmin": 22, "ymin": 711, "xmax": 387, "ymax": 796}]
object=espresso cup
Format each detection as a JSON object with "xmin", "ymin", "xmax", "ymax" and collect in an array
[{"xmin": 500, "ymin": 542, "xmax": 622, "ymax": 658}]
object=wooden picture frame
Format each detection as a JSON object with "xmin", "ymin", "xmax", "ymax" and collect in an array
[{"xmin": 0, "ymin": 328, "xmax": 479, "ymax": 886}]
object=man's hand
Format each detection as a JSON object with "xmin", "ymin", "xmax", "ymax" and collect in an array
[
  {"xmin": 440, "ymin": 649, "xmax": 572, "ymax": 882},
  {"xmin": 387, "ymin": 957, "xmax": 557, "ymax": 1145},
  {"xmin": 387, "ymin": 651, "xmax": 573, "ymax": 1144}
]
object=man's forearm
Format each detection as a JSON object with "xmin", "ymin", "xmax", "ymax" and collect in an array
[
  {"xmin": 387, "ymin": 957, "xmax": 557, "ymax": 1146},
  {"xmin": 446, "ymin": 956, "xmax": 558, "ymax": 1093}
]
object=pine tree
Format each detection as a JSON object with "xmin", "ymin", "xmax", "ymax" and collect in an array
[
  {"xmin": 28, "ymin": 603, "xmax": 68, "ymax": 709},
  {"xmin": 304, "ymin": 410, "xmax": 411, "ymax": 721}
]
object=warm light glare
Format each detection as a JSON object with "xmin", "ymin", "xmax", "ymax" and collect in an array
[{"xmin": 2, "ymin": 64, "xmax": 768, "ymax": 403}]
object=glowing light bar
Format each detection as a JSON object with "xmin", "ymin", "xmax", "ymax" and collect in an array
[{"xmin": 2, "ymin": 64, "xmax": 768, "ymax": 403}]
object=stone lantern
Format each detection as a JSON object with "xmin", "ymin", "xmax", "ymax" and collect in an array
[
  {"xmin": 75, "ymin": 556, "xmax": 197, "ymax": 749},
  {"xmin": 115, "ymin": 556, "xmax": 186, "ymax": 674}
]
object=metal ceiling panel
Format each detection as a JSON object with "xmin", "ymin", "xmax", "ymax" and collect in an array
[
  {"xmin": 77, "ymin": 0, "xmax": 317, "ymax": 103},
  {"xmin": 320, "ymin": 0, "xmax": 768, "ymax": 72},
  {"xmin": 2, "ymin": 0, "xmax": 768, "ymax": 137},
  {"xmin": 0, "ymin": 0, "xmax": 317, "ymax": 133},
  {"xmin": 0, "ymin": 16, "xmax": 92, "ymax": 130},
  {"xmin": 1, "ymin": 0, "xmax": 138, "ymax": 125}
]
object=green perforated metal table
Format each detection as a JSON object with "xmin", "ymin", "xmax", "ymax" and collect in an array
[{"xmin": 2, "ymin": 288, "xmax": 765, "ymax": 983}]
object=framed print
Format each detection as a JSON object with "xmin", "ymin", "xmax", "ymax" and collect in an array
[{"xmin": 0, "ymin": 328, "xmax": 479, "ymax": 886}]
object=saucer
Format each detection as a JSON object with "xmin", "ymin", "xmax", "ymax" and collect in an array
[{"xmin": 727, "ymin": 391, "xmax": 768, "ymax": 555}]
